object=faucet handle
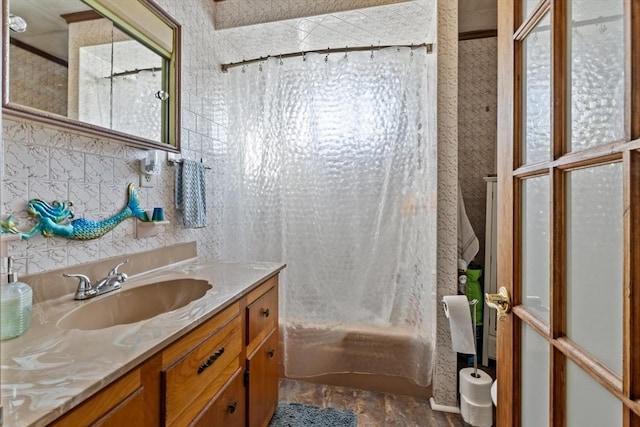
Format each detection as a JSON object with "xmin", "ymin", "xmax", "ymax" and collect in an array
[
  {"xmin": 108, "ymin": 259, "xmax": 130, "ymax": 276},
  {"xmin": 64, "ymin": 273, "xmax": 97, "ymax": 300},
  {"xmin": 63, "ymin": 273, "xmax": 91, "ymax": 287}
]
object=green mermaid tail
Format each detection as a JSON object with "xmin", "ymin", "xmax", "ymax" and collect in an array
[{"xmin": 21, "ymin": 183, "xmax": 147, "ymax": 241}]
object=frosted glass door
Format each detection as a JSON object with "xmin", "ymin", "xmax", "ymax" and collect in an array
[{"xmin": 495, "ymin": 0, "xmax": 639, "ymax": 424}]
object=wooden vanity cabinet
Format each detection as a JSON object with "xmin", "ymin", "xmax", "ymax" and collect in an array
[{"xmin": 46, "ymin": 274, "xmax": 280, "ymax": 427}]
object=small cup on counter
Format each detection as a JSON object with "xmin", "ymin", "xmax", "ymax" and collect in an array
[{"xmin": 152, "ymin": 207, "xmax": 165, "ymax": 222}]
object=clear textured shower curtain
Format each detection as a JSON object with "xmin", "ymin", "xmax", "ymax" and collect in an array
[
  {"xmin": 86, "ymin": 71, "xmax": 162, "ymax": 142},
  {"xmin": 223, "ymin": 47, "xmax": 438, "ymax": 386}
]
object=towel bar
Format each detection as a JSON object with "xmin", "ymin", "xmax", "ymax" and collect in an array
[{"xmin": 167, "ymin": 158, "xmax": 211, "ymax": 170}]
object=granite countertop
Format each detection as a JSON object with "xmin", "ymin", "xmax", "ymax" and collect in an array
[{"xmin": 0, "ymin": 258, "xmax": 285, "ymax": 427}]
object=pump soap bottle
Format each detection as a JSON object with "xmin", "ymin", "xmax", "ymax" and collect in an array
[{"xmin": 1, "ymin": 256, "xmax": 33, "ymax": 340}]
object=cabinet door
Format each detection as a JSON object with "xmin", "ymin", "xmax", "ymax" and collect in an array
[
  {"xmin": 49, "ymin": 370, "xmax": 143, "ymax": 427},
  {"xmin": 191, "ymin": 368, "xmax": 246, "ymax": 427},
  {"xmin": 246, "ymin": 330, "xmax": 278, "ymax": 427},
  {"xmin": 93, "ymin": 388, "xmax": 146, "ymax": 427}
]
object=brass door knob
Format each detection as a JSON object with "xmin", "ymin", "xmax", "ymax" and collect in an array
[{"xmin": 485, "ymin": 287, "xmax": 512, "ymax": 321}]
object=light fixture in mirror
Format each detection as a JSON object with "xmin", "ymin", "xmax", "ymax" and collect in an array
[{"xmin": 2, "ymin": 0, "xmax": 181, "ymax": 152}]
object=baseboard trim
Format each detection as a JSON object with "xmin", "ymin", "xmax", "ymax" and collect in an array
[{"xmin": 429, "ymin": 397, "xmax": 461, "ymax": 414}]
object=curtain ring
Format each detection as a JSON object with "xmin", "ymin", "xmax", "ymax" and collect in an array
[
  {"xmin": 370, "ymin": 44, "xmax": 374, "ymax": 59},
  {"xmin": 302, "ymin": 51, "xmax": 306, "ymax": 62},
  {"xmin": 344, "ymin": 46, "xmax": 348, "ymax": 61},
  {"xmin": 258, "ymin": 61, "xmax": 263, "ymax": 72},
  {"xmin": 279, "ymin": 55, "xmax": 283, "ymax": 65},
  {"xmin": 410, "ymin": 44, "xmax": 414, "ymax": 57},
  {"xmin": 241, "ymin": 64, "xmax": 246, "ymax": 73}
]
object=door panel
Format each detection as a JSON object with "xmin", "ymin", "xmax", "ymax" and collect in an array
[
  {"xmin": 522, "ymin": 12, "xmax": 552, "ymax": 165},
  {"xmin": 566, "ymin": 163, "xmax": 623, "ymax": 376},
  {"xmin": 568, "ymin": 0, "xmax": 625, "ymax": 152},
  {"xmin": 566, "ymin": 359, "xmax": 623, "ymax": 426},
  {"xmin": 522, "ymin": 176, "xmax": 551, "ymax": 322},
  {"xmin": 521, "ymin": 324, "xmax": 550, "ymax": 427}
]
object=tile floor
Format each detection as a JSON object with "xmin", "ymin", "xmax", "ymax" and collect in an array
[{"xmin": 279, "ymin": 378, "xmax": 469, "ymax": 426}]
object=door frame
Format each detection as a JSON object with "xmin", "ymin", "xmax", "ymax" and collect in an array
[{"xmin": 496, "ymin": 0, "xmax": 640, "ymax": 425}]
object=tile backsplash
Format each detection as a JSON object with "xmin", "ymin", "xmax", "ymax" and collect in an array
[{"xmin": 1, "ymin": 0, "xmax": 235, "ymax": 277}]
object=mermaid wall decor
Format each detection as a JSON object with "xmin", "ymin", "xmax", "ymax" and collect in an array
[{"xmin": 0, "ymin": 183, "xmax": 149, "ymax": 241}]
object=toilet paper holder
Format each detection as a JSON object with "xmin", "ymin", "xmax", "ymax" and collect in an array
[{"xmin": 441, "ymin": 298, "xmax": 481, "ymax": 378}]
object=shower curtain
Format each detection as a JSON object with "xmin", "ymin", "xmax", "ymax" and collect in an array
[
  {"xmin": 87, "ymin": 70, "xmax": 162, "ymax": 142},
  {"xmin": 223, "ymin": 47, "xmax": 438, "ymax": 386}
]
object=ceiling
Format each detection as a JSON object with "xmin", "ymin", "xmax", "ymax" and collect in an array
[
  {"xmin": 9, "ymin": 0, "xmax": 91, "ymax": 61},
  {"xmin": 216, "ymin": 0, "xmax": 497, "ymax": 65}
]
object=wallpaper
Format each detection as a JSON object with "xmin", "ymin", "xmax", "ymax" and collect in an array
[
  {"xmin": 9, "ymin": 46, "xmax": 68, "ymax": 117},
  {"xmin": 458, "ymin": 36, "xmax": 498, "ymax": 267}
]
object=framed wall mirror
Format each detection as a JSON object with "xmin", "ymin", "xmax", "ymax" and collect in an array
[{"xmin": 2, "ymin": 0, "xmax": 181, "ymax": 152}]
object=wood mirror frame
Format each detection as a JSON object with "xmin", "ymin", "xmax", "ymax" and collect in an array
[{"xmin": 2, "ymin": 0, "xmax": 181, "ymax": 152}]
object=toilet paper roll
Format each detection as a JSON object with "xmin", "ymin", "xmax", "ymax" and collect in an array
[
  {"xmin": 443, "ymin": 295, "xmax": 475, "ymax": 354},
  {"xmin": 460, "ymin": 394, "xmax": 493, "ymax": 427},
  {"xmin": 459, "ymin": 367, "xmax": 493, "ymax": 405}
]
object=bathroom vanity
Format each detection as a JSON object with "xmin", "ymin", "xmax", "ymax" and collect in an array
[{"xmin": 0, "ymin": 244, "xmax": 284, "ymax": 427}]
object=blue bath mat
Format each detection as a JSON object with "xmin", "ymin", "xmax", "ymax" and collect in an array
[{"xmin": 269, "ymin": 402, "xmax": 357, "ymax": 426}]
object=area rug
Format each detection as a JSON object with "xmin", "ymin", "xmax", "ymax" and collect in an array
[{"xmin": 269, "ymin": 402, "xmax": 357, "ymax": 427}]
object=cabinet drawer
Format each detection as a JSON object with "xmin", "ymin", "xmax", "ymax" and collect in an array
[
  {"xmin": 163, "ymin": 315, "xmax": 242, "ymax": 426},
  {"xmin": 247, "ymin": 286, "xmax": 277, "ymax": 353},
  {"xmin": 191, "ymin": 367, "xmax": 246, "ymax": 427}
]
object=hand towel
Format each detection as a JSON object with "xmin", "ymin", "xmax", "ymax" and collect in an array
[
  {"xmin": 175, "ymin": 159, "xmax": 207, "ymax": 228},
  {"xmin": 458, "ymin": 183, "xmax": 479, "ymax": 264}
]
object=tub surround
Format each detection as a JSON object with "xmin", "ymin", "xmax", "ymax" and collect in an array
[{"xmin": 0, "ymin": 243, "xmax": 285, "ymax": 427}]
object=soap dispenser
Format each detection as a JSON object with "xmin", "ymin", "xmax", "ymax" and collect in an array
[{"xmin": 1, "ymin": 256, "xmax": 33, "ymax": 340}]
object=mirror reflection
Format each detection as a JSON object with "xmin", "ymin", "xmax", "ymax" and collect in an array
[{"xmin": 8, "ymin": 0, "xmax": 168, "ymax": 143}]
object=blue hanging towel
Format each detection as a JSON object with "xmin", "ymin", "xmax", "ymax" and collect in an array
[{"xmin": 175, "ymin": 159, "xmax": 207, "ymax": 228}]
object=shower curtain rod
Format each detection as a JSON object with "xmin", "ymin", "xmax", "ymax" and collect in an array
[{"xmin": 220, "ymin": 42, "xmax": 433, "ymax": 72}]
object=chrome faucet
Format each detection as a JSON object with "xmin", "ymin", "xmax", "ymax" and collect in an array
[{"xmin": 63, "ymin": 259, "xmax": 129, "ymax": 300}]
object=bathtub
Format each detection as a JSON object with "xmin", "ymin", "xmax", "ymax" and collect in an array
[{"xmin": 279, "ymin": 320, "xmax": 434, "ymax": 398}]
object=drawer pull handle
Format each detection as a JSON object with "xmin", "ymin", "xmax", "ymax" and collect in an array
[
  {"xmin": 261, "ymin": 308, "xmax": 270, "ymax": 317},
  {"xmin": 197, "ymin": 346, "xmax": 225, "ymax": 374},
  {"xmin": 228, "ymin": 400, "xmax": 238, "ymax": 414},
  {"xmin": 267, "ymin": 348, "xmax": 275, "ymax": 358}
]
